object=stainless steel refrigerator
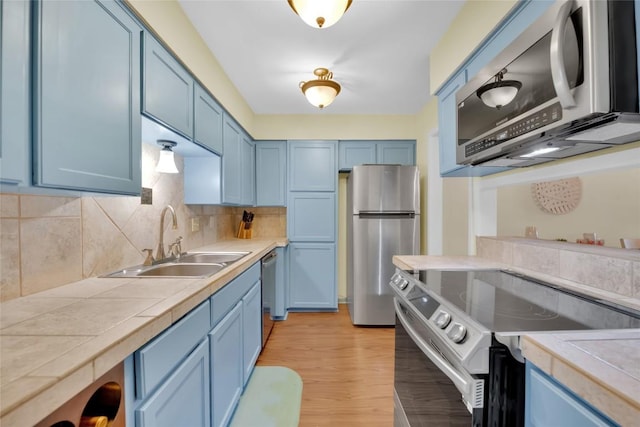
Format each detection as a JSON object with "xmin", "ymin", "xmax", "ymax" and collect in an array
[{"xmin": 347, "ymin": 164, "xmax": 420, "ymax": 325}]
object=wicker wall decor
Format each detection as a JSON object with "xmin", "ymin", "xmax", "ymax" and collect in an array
[{"xmin": 531, "ymin": 177, "xmax": 582, "ymax": 214}]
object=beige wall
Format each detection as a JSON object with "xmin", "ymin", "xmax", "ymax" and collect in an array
[
  {"xmin": 429, "ymin": 0, "xmax": 517, "ymax": 93},
  {"xmin": 497, "ymin": 168, "xmax": 640, "ymax": 248},
  {"xmin": 125, "ymin": 0, "xmax": 255, "ymax": 133}
]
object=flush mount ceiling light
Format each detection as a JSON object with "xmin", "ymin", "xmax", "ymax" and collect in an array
[
  {"xmin": 476, "ymin": 68, "xmax": 522, "ymax": 109},
  {"xmin": 299, "ymin": 68, "xmax": 341, "ymax": 109},
  {"xmin": 287, "ymin": 0, "xmax": 352, "ymax": 29},
  {"xmin": 156, "ymin": 140, "xmax": 178, "ymax": 174}
]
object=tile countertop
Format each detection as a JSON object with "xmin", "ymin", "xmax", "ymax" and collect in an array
[
  {"xmin": 393, "ymin": 255, "xmax": 640, "ymax": 426},
  {"xmin": 0, "ymin": 238, "xmax": 287, "ymax": 427}
]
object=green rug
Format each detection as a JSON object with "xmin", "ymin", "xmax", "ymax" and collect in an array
[{"xmin": 229, "ymin": 366, "xmax": 303, "ymax": 427}]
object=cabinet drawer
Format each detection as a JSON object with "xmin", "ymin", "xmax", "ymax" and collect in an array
[
  {"xmin": 525, "ymin": 363, "xmax": 617, "ymax": 427},
  {"xmin": 135, "ymin": 300, "xmax": 210, "ymax": 398},
  {"xmin": 211, "ymin": 262, "xmax": 260, "ymax": 326}
]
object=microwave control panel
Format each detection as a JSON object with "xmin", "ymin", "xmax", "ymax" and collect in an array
[{"xmin": 464, "ymin": 102, "xmax": 563, "ymax": 158}]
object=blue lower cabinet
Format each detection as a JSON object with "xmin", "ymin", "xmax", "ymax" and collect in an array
[
  {"xmin": 288, "ymin": 243, "xmax": 337, "ymax": 310},
  {"xmin": 525, "ymin": 361, "xmax": 618, "ymax": 427},
  {"xmin": 210, "ymin": 301, "xmax": 243, "ymax": 427},
  {"xmin": 242, "ymin": 282, "xmax": 262, "ymax": 387},
  {"xmin": 135, "ymin": 339, "xmax": 210, "ymax": 427},
  {"xmin": 273, "ymin": 246, "xmax": 288, "ymax": 319}
]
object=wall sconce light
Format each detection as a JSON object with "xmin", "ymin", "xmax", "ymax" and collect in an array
[
  {"xmin": 299, "ymin": 68, "xmax": 341, "ymax": 109},
  {"xmin": 156, "ymin": 140, "xmax": 178, "ymax": 174},
  {"xmin": 287, "ymin": 0, "xmax": 352, "ymax": 29},
  {"xmin": 476, "ymin": 68, "xmax": 522, "ymax": 109}
]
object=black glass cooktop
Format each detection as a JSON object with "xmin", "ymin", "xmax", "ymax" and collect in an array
[{"xmin": 415, "ymin": 270, "xmax": 640, "ymax": 333}]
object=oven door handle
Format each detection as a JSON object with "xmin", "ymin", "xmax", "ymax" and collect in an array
[{"xmin": 394, "ymin": 298, "xmax": 483, "ymax": 409}]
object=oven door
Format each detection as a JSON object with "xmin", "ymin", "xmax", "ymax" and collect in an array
[{"xmin": 394, "ymin": 299, "xmax": 485, "ymax": 427}]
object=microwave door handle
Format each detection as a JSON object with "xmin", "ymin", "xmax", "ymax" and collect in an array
[{"xmin": 550, "ymin": 0, "xmax": 577, "ymax": 109}]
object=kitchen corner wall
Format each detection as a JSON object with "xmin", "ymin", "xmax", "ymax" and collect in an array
[{"xmin": 0, "ymin": 144, "xmax": 286, "ymax": 302}]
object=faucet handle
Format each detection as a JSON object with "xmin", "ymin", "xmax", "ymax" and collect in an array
[
  {"xmin": 170, "ymin": 236, "xmax": 183, "ymax": 258},
  {"xmin": 142, "ymin": 249, "xmax": 154, "ymax": 266}
]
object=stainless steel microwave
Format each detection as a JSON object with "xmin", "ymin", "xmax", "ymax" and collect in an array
[{"xmin": 456, "ymin": 0, "xmax": 640, "ymax": 167}]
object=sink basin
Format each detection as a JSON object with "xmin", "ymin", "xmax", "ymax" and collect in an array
[
  {"xmin": 177, "ymin": 251, "xmax": 250, "ymax": 264},
  {"xmin": 102, "ymin": 262, "xmax": 226, "ymax": 278},
  {"xmin": 136, "ymin": 263, "xmax": 226, "ymax": 277},
  {"xmin": 101, "ymin": 251, "xmax": 251, "ymax": 278}
]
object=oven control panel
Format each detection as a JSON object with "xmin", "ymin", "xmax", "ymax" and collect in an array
[{"xmin": 390, "ymin": 269, "xmax": 492, "ymax": 374}]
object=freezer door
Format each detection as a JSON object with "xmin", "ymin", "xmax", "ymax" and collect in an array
[
  {"xmin": 349, "ymin": 215, "xmax": 419, "ymax": 325},
  {"xmin": 350, "ymin": 165, "xmax": 419, "ymax": 214}
]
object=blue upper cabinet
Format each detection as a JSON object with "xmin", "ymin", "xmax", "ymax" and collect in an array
[
  {"xmin": 338, "ymin": 140, "xmax": 415, "ymax": 171},
  {"xmin": 32, "ymin": 0, "xmax": 142, "ymax": 194},
  {"xmin": 338, "ymin": 141, "xmax": 376, "ymax": 171},
  {"xmin": 0, "ymin": 0, "xmax": 30, "ymax": 186},
  {"xmin": 377, "ymin": 141, "xmax": 415, "ymax": 165},
  {"xmin": 288, "ymin": 140, "xmax": 337, "ymax": 192},
  {"xmin": 221, "ymin": 114, "xmax": 242, "ymax": 205},
  {"xmin": 143, "ymin": 33, "xmax": 193, "ymax": 138},
  {"xmin": 221, "ymin": 114, "xmax": 254, "ymax": 206},
  {"xmin": 436, "ymin": 0, "xmax": 553, "ymax": 178},
  {"xmin": 255, "ymin": 141, "xmax": 287, "ymax": 206},
  {"xmin": 240, "ymin": 132, "xmax": 255, "ymax": 206},
  {"xmin": 194, "ymin": 84, "xmax": 223, "ymax": 155}
]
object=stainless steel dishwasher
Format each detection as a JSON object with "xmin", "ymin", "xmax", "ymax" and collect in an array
[{"xmin": 261, "ymin": 250, "xmax": 277, "ymax": 348}]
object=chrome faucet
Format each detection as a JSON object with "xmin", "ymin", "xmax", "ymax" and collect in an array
[{"xmin": 156, "ymin": 205, "xmax": 178, "ymax": 262}]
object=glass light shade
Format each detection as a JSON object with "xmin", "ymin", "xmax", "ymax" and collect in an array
[
  {"xmin": 156, "ymin": 148, "xmax": 178, "ymax": 173},
  {"xmin": 479, "ymin": 85, "xmax": 519, "ymax": 109},
  {"xmin": 476, "ymin": 78, "xmax": 521, "ymax": 109},
  {"xmin": 288, "ymin": 0, "xmax": 352, "ymax": 28},
  {"xmin": 302, "ymin": 83, "xmax": 339, "ymax": 109}
]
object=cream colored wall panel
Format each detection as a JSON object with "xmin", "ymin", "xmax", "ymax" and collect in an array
[
  {"xmin": 429, "ymin": 0, "xmax": 517, "ymax": 94},
  {"xmin": 415, "ymin": 99, "xmax": 439, "ymax": 254},
  {"xmin": 125, "ymin": 0, "xmax": 255, "ymax": 132},
  {"xmin": 252, "ymin": 114, "xmax": 418, "ymax": 140}
]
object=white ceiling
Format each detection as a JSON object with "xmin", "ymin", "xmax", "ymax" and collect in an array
[{"xmin": 178, "ymin": 0, "xmax": 465, "ymax": 115}]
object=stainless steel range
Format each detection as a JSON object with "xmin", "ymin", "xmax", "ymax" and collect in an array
[{"xmin": 390, "ymin": 268, "xmax": 640, "ymax": 427}]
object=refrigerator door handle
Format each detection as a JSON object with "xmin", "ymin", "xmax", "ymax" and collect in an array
[{"xmin": 358, "ymin": 211, "xmax": 415, "ymax": 218}]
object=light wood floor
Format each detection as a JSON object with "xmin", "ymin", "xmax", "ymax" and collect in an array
[{"xmin": 257, "ymin": 305, "xmax": 395, "ymax": 427}]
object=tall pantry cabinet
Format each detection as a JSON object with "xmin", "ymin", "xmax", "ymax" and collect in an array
[{"xmin": 286, "ymin": 141, "xmax": 338, "ymax": 310}]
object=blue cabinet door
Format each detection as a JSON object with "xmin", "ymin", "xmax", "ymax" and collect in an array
[
  {"xmin": 437, "ymin": 71, "xmax": 467, "ymax": 177},
  {"xmin": 287, "ymin": 192, "xmax": 336, "ymax": 242},
  {"xmin": 338, "ymin": 141, "xmax": 376, "ymax": 171},
  {"xmin": 288, "ymin": 140, "xmax": 337, "ymax": 192},
  {"xmin": 143, "ymin": 33, "xmax": 193, "ymax": 138},
  {"xmin": 241, "ymin": 133, "xmax": 255, "ymax": 206},
  {"xmin": 255, "ymin": 141, "xmax": 287, "ymax": 206},
  {"xmin": 194, "ymin": 84, "xmax": 223, "ymax": 155},
  {"xmin": 525, "ymin": 362, "xmax": 618, "ymax": 427},
  {"xmin": 242, "ymin": 281, "xmax": 261, "ymax": 387},
  {"xmin": 32, "ymin": 0, "xmax": 142, "ymax": 194},
  {"xmin": 273, "ymin": 246, "xmax": 288, "ymax": 319},
  {"xmin": 288, "ymin": 243, "xmax": 337, "ymax": 309},
  {"xmin": 136, "ymin": 339, "xmax": 210, "ymax": 427},
  {"xmin": 0, "ymin": 0, "xmax": 30, "ymax": 186},
  {"xmin": 222, "ymin": 115, "xmax": 242, "ymax": 205},
  {"xmin": 210, "ymin": 301, "xmax": 243, "ymax": 427},
  {"xmin": 376, "ymin": 141, "xmax": 416, "ymax": 165}
]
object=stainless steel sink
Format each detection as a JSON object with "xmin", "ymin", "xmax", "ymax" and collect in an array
[
  {"xmin": 101, "ymin": 251, "xmax": 251, "ymax": 278},
  {"xmin": 136, "ymin": 263, "xmax": 226, "ymax": 277},
  {"xmin": 177, "ymin": 251, "xmax": 250, "ymax": 264},
  {"xmin": 103, "ymin": 262, "xmax": 226, "ymax": 278}
]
